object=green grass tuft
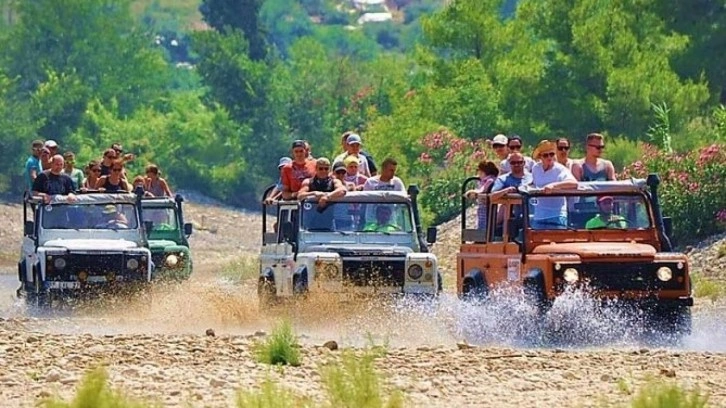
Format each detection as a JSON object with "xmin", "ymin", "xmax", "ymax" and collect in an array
[
  {"xmin": 320, "ymin": 350, "xmax": 404, "ymax": 408},
  {"xmin": 629, "ymin": 379, "xmax": 709, "ymax": 408},
  {"xmin": 236, "ymin": 378, "xmax": 312, "ymax": 408},
  {"xmin": 692, "ymin": 274, "xmax": 726, "ymax": 301},
  {"xmin": 221, "ymin": 254, "xmax": 259, "ymax": 283},
  {"xmin": 39, "ymin": 367, "xmax": 157, "ymax": 408},
  {"xmin": 254, "ymin": 320, "xmax": 302, "ymax": 367}
]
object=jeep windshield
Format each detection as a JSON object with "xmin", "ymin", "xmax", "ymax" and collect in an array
[
  {"xmin": 524, "ymin": 193, "xmax": 653, "ymax": 231},
  {"xmin": 142, "ymin": 207, "xmax": 180, "ymax": 240},
  {"xmin": 41, "ymin": 203, "xmax": 139, "ymax": 229},
  {"xmin": 300, "ymin": 201, "xmax": 414, "ymax": 233}
]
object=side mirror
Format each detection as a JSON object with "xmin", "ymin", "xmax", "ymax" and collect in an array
[
  {"xmin": 24, "ymin": 221, "xmax": 35, "ymax": 236},
  {"xmin": 183, "ymin": 222, "xmax": 193, "ymax": 236},
  {"xmin": 144, "ymin": 221, "xmax": 154, "ymax": 234},
  {"xmin": 281, "ymin": 221, "xmax": 294, "ymax": 242},
  {"xmin": 426, "ymin": 226, "xmax": 437, "ymax": 244},
  {"xmin": 663, "ymin": 216, "xmax": 673, "ymax": 240}
]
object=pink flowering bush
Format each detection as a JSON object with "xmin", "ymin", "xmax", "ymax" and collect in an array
[
  {"xmin": 620, "ymin": 143, "xmax": 726, "ymax": 243},
  {"xmin": 415, "ymin": 128, "xmax": 497, "ymax": 224}
]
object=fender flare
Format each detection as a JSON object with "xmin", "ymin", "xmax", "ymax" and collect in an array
[{"xmin": 462, "ymin": 268, "xmax": 488, "ymax": 299}]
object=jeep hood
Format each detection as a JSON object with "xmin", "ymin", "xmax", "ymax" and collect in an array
[
  {"xmin": 305, "ymin": 245, "xmax": 412, "ymax": 256},
  {"xmin": 43, "ymin": 239, "xmax": 141, "ymax": 251},
  {"xmin": 148, "ymin": 240, "xmax": 182, "ymax": 251},
  {"xmin": 532, "ymin": 242, "xmax": 657, "ymax": 260}
]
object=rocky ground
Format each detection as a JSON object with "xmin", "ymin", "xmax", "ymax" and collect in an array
[{"xmin": 0, "ymin": 196, "xmax": 725, "ymax": 407}]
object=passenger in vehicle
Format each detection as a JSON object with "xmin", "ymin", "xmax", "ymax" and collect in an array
[
  {"xmin": 332, "ymin": 162, "xmax": 355, "ymax": 191},
  {"xmin": 264, "ymin": 157, "xmax": 292, "ymax": 204},
  {"xmin": 338, "ymin": 131, "xmax": 378, "ymax": 176},
  {"xmin": 24, "ymin": 140, "xmax": 44, "ymax": 192},
  {"xmin": 39, "ymin": 147, "xmax": 52, "ymax": 171},
  {"xmin": 32, "ymin": 155, "xmax": 77, "ymax": 202},
  {"xmin": 465, "ymin": 160, "xmax": 499, "ymax": 231},
  {"xmin": 490, "ymin": 152, "xmax": 533, "ymax": 225},
  {"xmin": 572, "ymin": 133, "xmax": 616, "ymax": 181},
  {"xmin": 133, "ymin": 176, "xmax": 155, "ymax": 197},
  {"xmin": 62, "ymin": 152, "xmax": 84, "ymax": 191},
  {"xmin": 343, "ymin": 156, "xmax": 368, "ymax": 191},
  {"xmin": 297, "ymin": 158, "xmax": 347, "ymax": 204},
  {"xmin": 530, "ymin": 140, "xmax": 577, "ymax": 229},
  {"xmin": 334, "ymin": 133, "xmax": 371, "ymax": 177},
  {"xmin": 96, "ymin": 204, "xmax": 129, "ymax": 229},
  {"xmin": 585, "ymin": 196, "xmax": 627, "ymax": 229},
  {"xmin": 99, "ymin": 148, "xmax": 117, "ymax": 177},
  {"xmin": 362, "ymin": 205, "xmax": 400, "ymax": 232},
  {"xmin": 44, "ymin": 140, "xmax": 59, "ymax": 169},
  {"xmin": 500, "ymin": 135, "xmax": 535, "ymax": 173},
  {"xmin": 95, "ymin": 160, "xmax": 131, "ymax": 192},
  {"xmin": 82, "ymin": 160, "xmax": 102, "ymax": 191},
  {"xmin": 144, "ymin": 165, "xmax": 173, "ymax": 197},
  {"xmin": 363, "ymin": 158, "xmax": 405, "ymax": 191},
  {"xmin": 281, "ymin": 140, "xmax": 317, "ymax": 200},
  {"xmin": 490, "ymin": 134, "xmax": 510, "ymax": 163},
  {"xmin": 555, "ymin": 137, "xmax": 575, "ymax": 170}
]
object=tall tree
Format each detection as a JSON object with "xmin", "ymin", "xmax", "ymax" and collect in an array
[{"xmin": 199, "ymin": 0, "xmax": 267, "ymax": 61}]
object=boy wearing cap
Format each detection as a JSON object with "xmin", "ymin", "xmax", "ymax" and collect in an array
[
  {"xmin": 281, "ymin": 140, "xmax": 317, "ymax": 200},
  {"xmin": 264, "ymin": 157, "xmax": 292, "ymax": 204},
  {"xmin": 586, "ymin": 196, "xmax": 627, "ymax": 229},
  {"xmin": 338, "ymin": 131, "xmax": 378, "ymax": 176},
  {"xmin": 24, "ymin": 140, "xmax": 44, "ymax": 191},
  {"xmin": 334, "ymin": 133, "xmax": 371, "ymax": 177},
  {"xmin": 343, "ymin": 156, "xmax": 368, "ymax": 190}
]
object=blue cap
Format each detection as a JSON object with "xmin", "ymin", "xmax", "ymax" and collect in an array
[
  {"xmin": 346, "ymin": 134, "xmax": 362, "ymax": 145},
  {"xmin": 278, "ymin": 157, "xmax": 292, "ymax": 168}
]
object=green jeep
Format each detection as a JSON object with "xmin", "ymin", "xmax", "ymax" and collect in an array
[{"xmin": 141, "ymin": 195, "xmax": 193, "ymax": 280}]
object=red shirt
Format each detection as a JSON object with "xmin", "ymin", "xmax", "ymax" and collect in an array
[{"xmin": 281, "ymin": 159, "xmax": 316, "ymax": 193}]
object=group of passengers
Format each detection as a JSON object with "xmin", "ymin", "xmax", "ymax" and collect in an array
[
  {"xmin": 465, "ymin": 133, "xmax": 621, "ymax": 232},
  {"xmin": 23, "ymin": 139, "xmax": 173, "ymax": 203},
  {"xmin": 264, "ymin": 132, "xmax": 406, "ymax": 205}
]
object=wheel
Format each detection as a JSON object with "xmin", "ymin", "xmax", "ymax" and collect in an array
[{"xmin": 651, "ymin": 305, "xmax": 692, "ymax": 338}]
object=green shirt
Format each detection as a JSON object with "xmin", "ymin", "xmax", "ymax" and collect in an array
[
  {"xmin": 585, "ymin": 214, "xmax": 627, "ymax": 229},
  {"xmin": 362, "ymin": 222, "xmax": 400, "ymax": 232},
  {"xmin": 63, "ymin": 168, "xmax": 84, "ymax": 191}
]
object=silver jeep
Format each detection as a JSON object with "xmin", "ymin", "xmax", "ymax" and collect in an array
[
  {"xmin": 258, "ymin": 186, "xmax": 440, "ymax": 303},
  {"xmin": 18, "ymin": 192, "xmax": 152, "ymax": 306}
]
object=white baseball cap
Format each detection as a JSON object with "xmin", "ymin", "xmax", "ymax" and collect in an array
[
  {"xmin": 44, "ymin": 140, "xmax": 58, "ymax": 148},
  {"xmin": 492, "ymin": 134, "xmax": 508, "ymax": 145}
]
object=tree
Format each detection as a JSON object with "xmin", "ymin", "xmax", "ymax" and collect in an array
[{"xmin": 199, "ymin": 0, "xmax": 267, "ymax": 60}]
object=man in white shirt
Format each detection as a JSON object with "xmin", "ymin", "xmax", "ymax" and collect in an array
[
  {"xmin": 530, "ymin": 140, "xmax": 577, "ymax": 229},
  {"xmin": 363, "ymin": 158, "xmax": 405, "ymax": 192},
  {"xmin": 334, "ymin": 133, "xmax": 371, "ymax": 177}
]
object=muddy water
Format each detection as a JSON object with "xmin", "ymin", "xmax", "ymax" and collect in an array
[{"xmin": 3, "ymin": 272, "xmax": 726, "ymax": 352}]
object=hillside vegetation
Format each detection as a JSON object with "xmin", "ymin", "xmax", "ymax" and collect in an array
[{"xmin": 0, "ymin": 0, "xmax": 723, "ymax": 241}]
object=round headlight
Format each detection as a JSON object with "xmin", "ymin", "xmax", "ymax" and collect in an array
[
  {"xmin": 563, "ymin": 268, "xmax": 579, "ymax": 283},
  {"xmin": 408, "ymin": 264, "xmax": 424, "ymax": 280},
  {"xmin": 657, "ymin": 266, "xmax": 673, "ymax": 282},
  {"xmin": 53, "ymin": 257, "xmax": 66, "ymax": 270},
  {"xmin": 322, "ymin": 263, "xmax": 339, "ymax": 279},
  {"xmin": 127, "ymin": 258, "xmax": 139, "ymax": 270},
  {"xmin": 165, "ymin": 254, "xmax": 179, "ymax": 267}
]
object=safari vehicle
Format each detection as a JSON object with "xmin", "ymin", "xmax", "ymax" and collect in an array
[
  {"xmin": 141, "ymin": 195, "xmax": 193, "ymax": 280},
  {"xmin": 457, "ymin": 174, "xmax": 692, "ymax": 334},
  {"xmin": 258, "ymin": 186, "xmax": 441, "ymax": 303},
  {"xmin": 18, "ymin": 192, "xmax": 153, "ymax": 306}
]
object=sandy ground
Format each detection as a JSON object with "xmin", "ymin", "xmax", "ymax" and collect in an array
[{"xmin": 0, "ymin": 197, "xmax": 725, "ymax": 407}]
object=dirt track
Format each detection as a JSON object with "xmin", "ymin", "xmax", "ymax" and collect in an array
[{"xmin": 1, "ymin": 198, "xmax": 726, "ymax": 407}]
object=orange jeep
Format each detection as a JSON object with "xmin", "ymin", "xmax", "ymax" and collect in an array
[{"xmin": 456, "ymin": 174, "xmax": 692, "ymax": 335}]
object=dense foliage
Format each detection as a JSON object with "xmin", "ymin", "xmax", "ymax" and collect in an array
[{"xmin": 0, "ymin": 0, "xmax": 723, "ymax": 240}]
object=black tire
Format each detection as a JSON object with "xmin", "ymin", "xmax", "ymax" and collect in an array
[
  {"xmin": 461, "ymin": 278, "xmax": 488, "ymax": 303},
  {"xmin": 651, "ymin": 304, "xmax": 692, "ymax": 338}
]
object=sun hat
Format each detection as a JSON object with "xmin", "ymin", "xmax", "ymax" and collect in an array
[{"xmin": 532, "ymin": 140, "xmax": 557, "ymax": 159}]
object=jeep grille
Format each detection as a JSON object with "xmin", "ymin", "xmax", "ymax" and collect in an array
[
  {"xmin": 47, "ymin": 253, "xmax": 125, "ymax": 279},
  {"xmin": 559, "ymin": 262, "xmax": 686, "ymax": 291},
  {"xmin": 342, "ymin": 259, "xmax": 405, "ymax": 287}
]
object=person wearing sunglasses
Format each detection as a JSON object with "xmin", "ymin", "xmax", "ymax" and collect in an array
[
  {"xmin": 95, "ymin": 160, "xmax": 131, "ymax": 193},
  {"xmin": 82, "ymin": 160, "xmax": 102, "ymax": 191},
  {"xmin": 530, "ymin": 140, "xmax": 578, "ymax": 229},
  {"xmin": 61, "ymin": 152, "xmax": 84, "ymax": 191},
  {"xmin": 555, "ymin": 137, "xmax": 575, "ymax": 170},
  {"xmin": 500, "ymin": 134, "xmax": 535, "ymax": 173},
  {"xmin": 296, "ymin": 158, "xmax": 347, "ymax": 205},
  {"xmin": 572, "ymin": 133, "xmax": 616, "ymax": 181},
  {"xmin": 24, "ymin": 140, "xmax": 44, "ymax": 192},
  {"xmin": 281, "ymin": 140, "xmax": 317, "ymax": 200}
]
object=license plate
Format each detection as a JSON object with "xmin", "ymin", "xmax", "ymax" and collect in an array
[
  {"xmin": 48, "ymin": 281, "xmax": 80, "ymax": 289},
  {"xmin": 87, "ymin": 276, "xmax": 107, "ymax": 283}
]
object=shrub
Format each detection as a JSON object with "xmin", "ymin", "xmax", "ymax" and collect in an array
[
  {"xmin": 692, "ymin": 274, "xmax": 726, "ymax": 301},
  {"xmin": 629, "ymin": 379, "xmax": 708, "ymax": 408},
  {"xmin": 39, "ymin": 368, "xmax": 156, "ymax": 408},
  {"xmin": 320, "ymin": 350, "xmax": 404, "ymax": 408},
  {"xmin": 620, "ymin": 143, "xmax": 726, "ymax": 243},
  {"xmin": 221, "ymin": 254, "xmax": 259, "ymax": 283},
  {"xmin": 254, "ymin": 319, "xmax": 302, "ymax": 366}
]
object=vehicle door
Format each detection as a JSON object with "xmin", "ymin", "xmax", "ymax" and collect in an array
[{"xmin": 260, "ymin": 203, "xmax": 297, "ymax": 295}]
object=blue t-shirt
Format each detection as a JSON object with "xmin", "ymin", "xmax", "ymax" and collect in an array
[
  {"xmin": 491, "ymin": 172, "xmax": 533, "ymax": 192},
  {"xmin": 24, "ymin": 156, "xmax": 41, "ymax": 191}
]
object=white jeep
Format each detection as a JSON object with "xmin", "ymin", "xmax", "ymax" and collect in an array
[
  {"xmin": 258, "ymin": 186, "xmax": 440, "ymax": 303},
  {"xmin": 18, "ymin": 192, "xmax": 152, "ymax": 306}
]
